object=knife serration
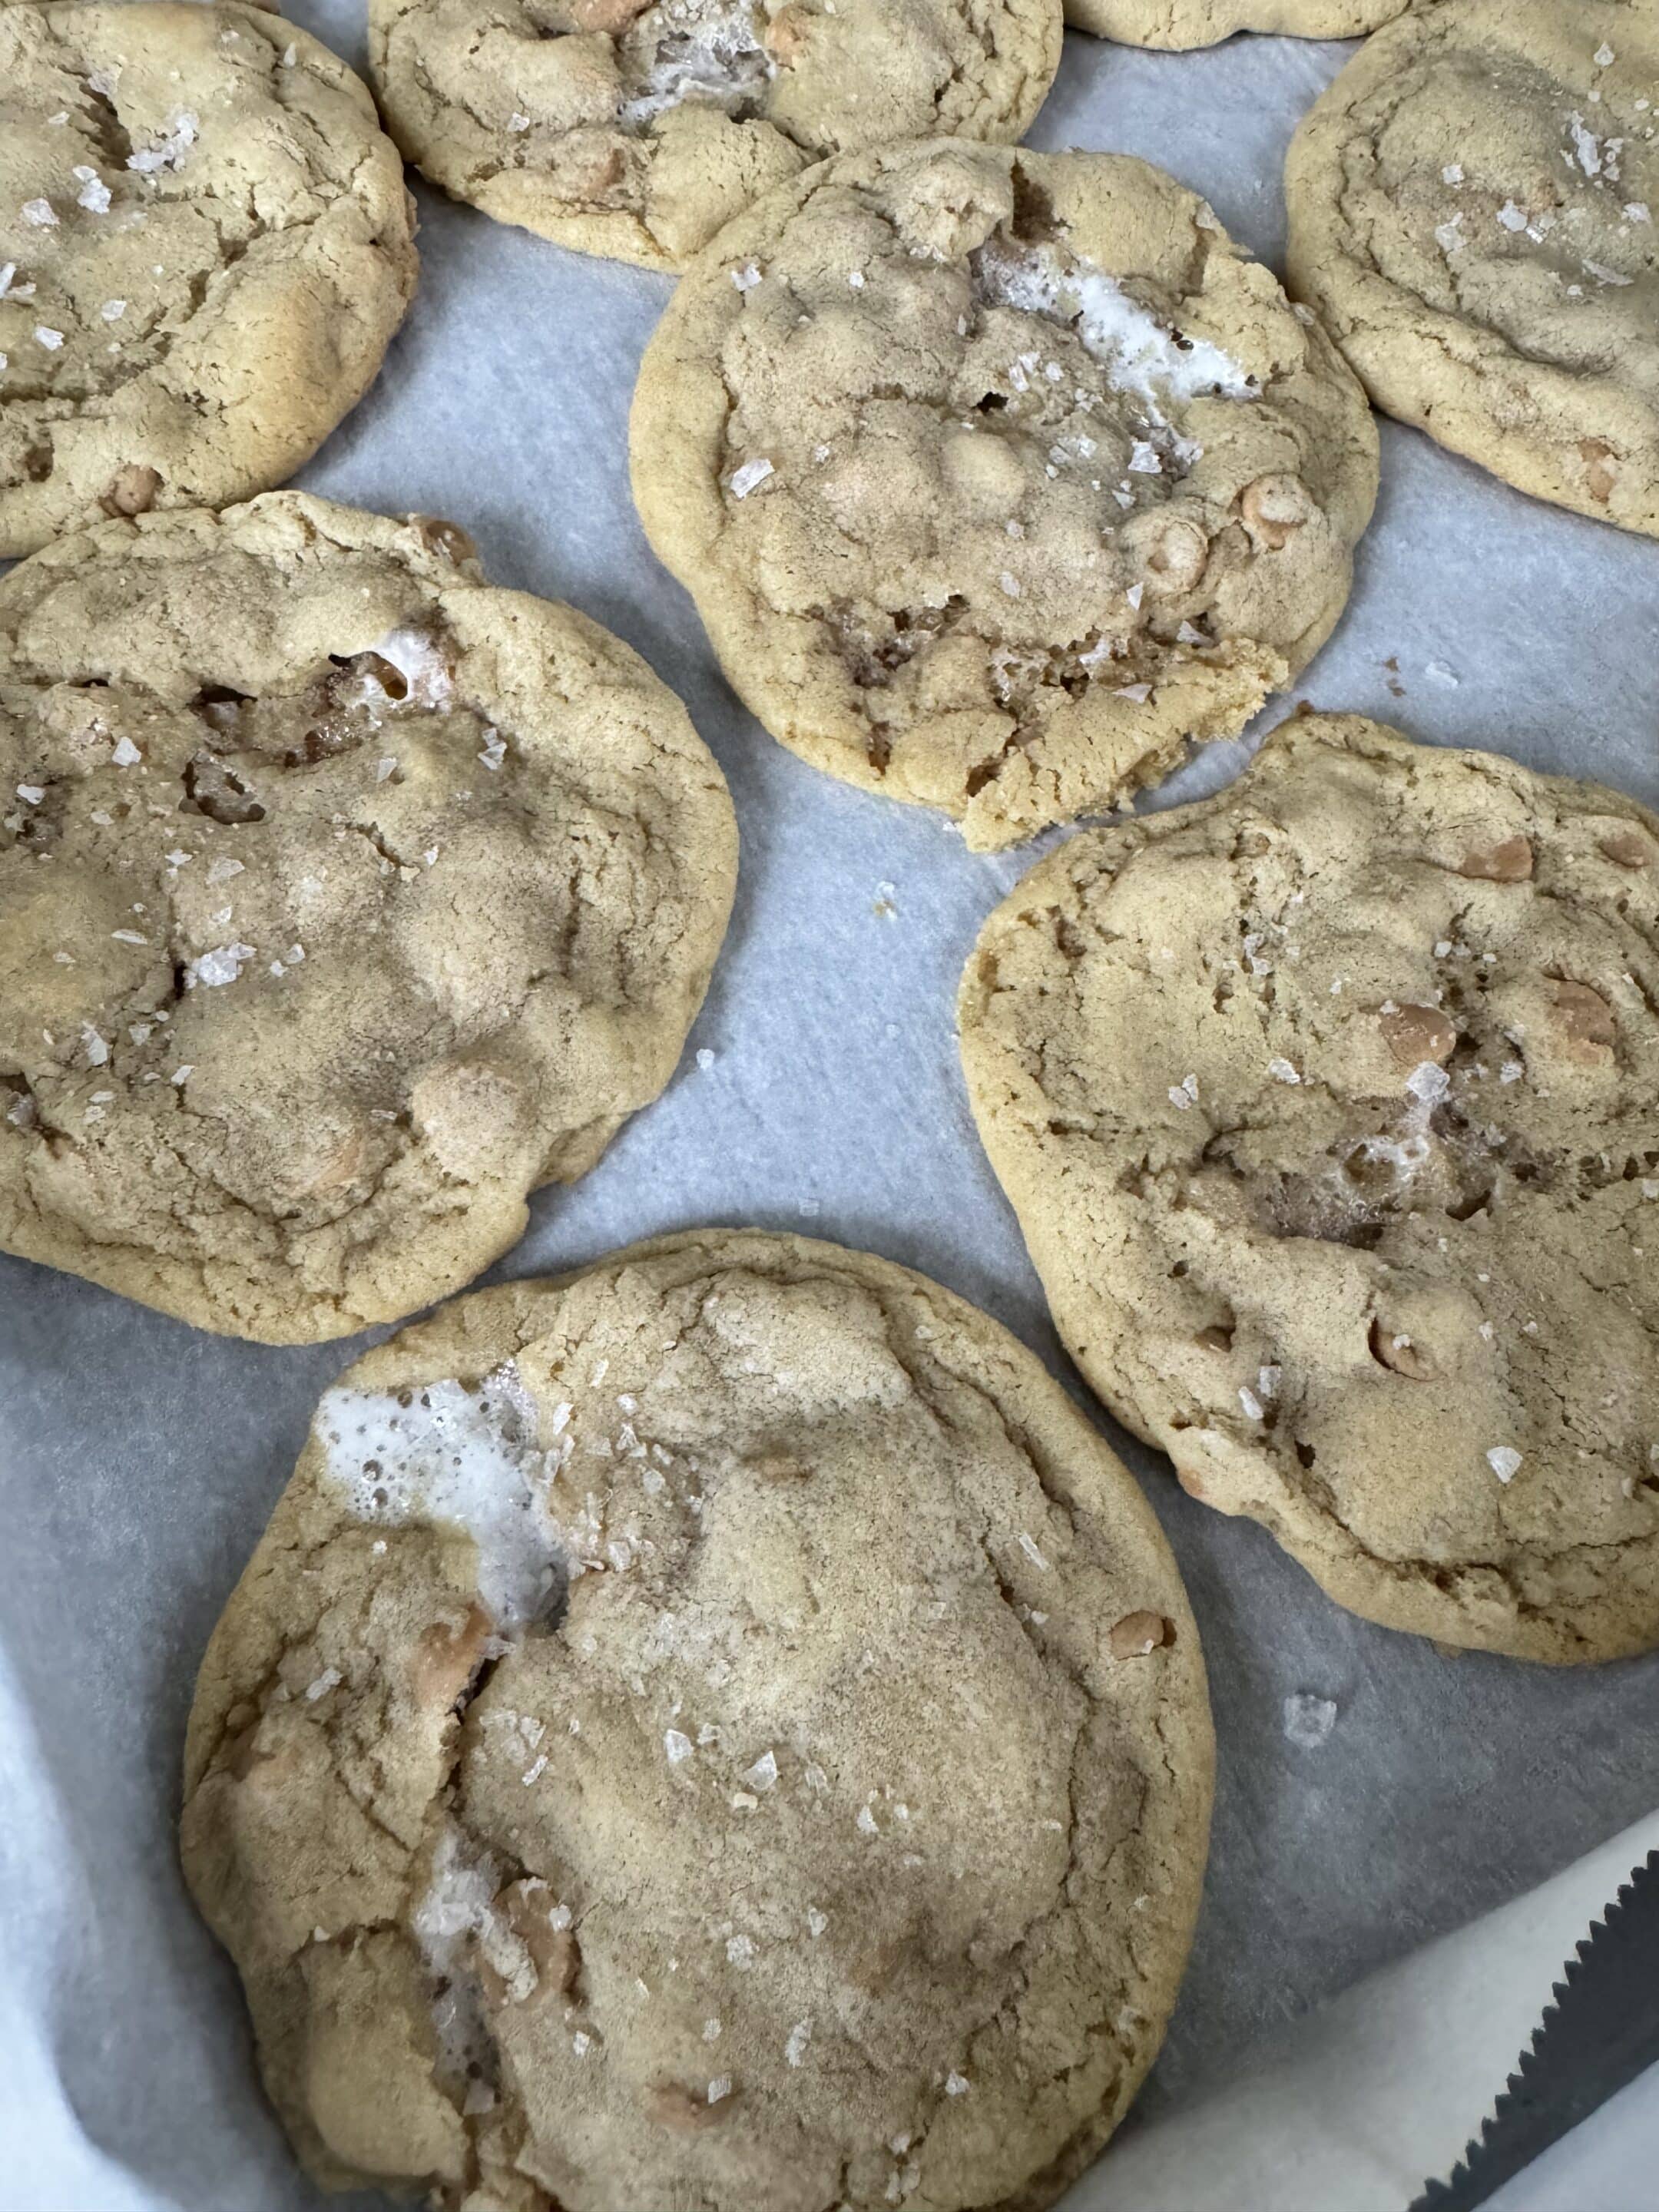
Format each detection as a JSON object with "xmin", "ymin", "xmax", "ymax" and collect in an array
[{"xmin": 1409, "ymin": 1849, "xmax": 1659, "ymax": 2212}]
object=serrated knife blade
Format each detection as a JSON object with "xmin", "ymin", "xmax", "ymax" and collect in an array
[{"xmin": 1409, "ymin": 1849, "xmax": 1659, "ymax": 2211}]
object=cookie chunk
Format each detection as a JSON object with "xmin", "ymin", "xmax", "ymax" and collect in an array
[
  {"xmin": 631, "ymin": 141, "xmax": 1377, "ymax": 849},
  {"xmin": 368, "ymin": 0, "xmax": 1061, "ymax": 273},
  {"xmin": 0, "ymin": 495, "xmax": 737, "ymax": 1343},
  {"xmin": 960, "ymin": 713, "xmax": 1659, "ymax": 1662},
  {"xmin": 1068, "ymin": 0, "xmax": 1403, "ymax": 48},
  {"xmin": 0, "ymin": 3, "xmax": 416, "ymax": 557},
  {"xmin": 1286, "ymin": 0, "xmax": 1659, "ymax": 536},
  {"xmin": 180, "ymin": 1229, "xmax": 1213, "ymax": 2210}
]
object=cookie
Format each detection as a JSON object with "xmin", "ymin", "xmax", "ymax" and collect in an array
[
  {"xmin": 0, "ymin": 494, "xmax": 737, "ymax": 1343},
  {"xmin": 959, "ymin": 713, "xmax": 1659, "ymax": 1663},
  {"xmin": 180, "ymin": 1227, "xmax": 1213, "ymax": 2210},
  {"xmin": 631, "ymin": 140, "xmax": 1377, "ymax": 850},
  {"xmin": 1285, "ymin": 0, "xmax": 1659, "ymax": 537},
  {"xmin": 0, "ymin": 3, "xmax": 416, "ymax": 558},
  {"xmin": 1067, "ymin": 0, "xmax": 1403, "ymax": 48},
  {"xmin": 367, "ymin": 0, "xmax": 1061, "ymax": 273}
]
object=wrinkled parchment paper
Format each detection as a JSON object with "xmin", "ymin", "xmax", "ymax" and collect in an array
[{"xmin": 2, "ymin": 9, "xmax": 1658, "ymax": 2208}]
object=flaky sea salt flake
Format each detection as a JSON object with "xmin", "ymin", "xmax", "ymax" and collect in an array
[
  {"xmin": 1283, "ymin": 1693, "xmax": 1336, "ymax": 1747},
  {"xmin": 728, "ymin": 457, "xmax": 773, "ymax": 498}
]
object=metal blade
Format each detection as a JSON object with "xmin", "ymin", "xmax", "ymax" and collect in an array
[{"xmin": 1409, "ymin": 1849, "xmax": 1659, "ymax": 2211}]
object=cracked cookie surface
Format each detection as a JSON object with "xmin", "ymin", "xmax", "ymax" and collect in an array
[
  {"xmin": 367, "ymin": 0, "xmax": 1060, "ymax": 273},
  {"xmin": 0, "ymin": 493, "xmax": 737, "ymax": 1342},
  {"xmin": 1285, "ymin": 0, "xmax": 1659, "ymax": 536},
  {"xmin": 1066, "ymin": 0, "xmax": 1402, "ymax": 49},
  {"xmin": 180, "ymin": 1227, "xmax": 1213, "ymax": 2212},
  {"xmin": 631, "ymin": 140, "xmax": 1377, "ymax": 849},
  {"xmin": 0, "ymin": 2, "xmax": 416, "ymax": 557},
  {"xmin": 960, "ymin": 713, "xmax": 1659, "ymax": 1662}
]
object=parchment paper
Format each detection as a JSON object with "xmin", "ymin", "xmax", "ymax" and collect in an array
[{"xmin": 2, "ymin": 8, "xmax": 1657, "ymax": 2209}]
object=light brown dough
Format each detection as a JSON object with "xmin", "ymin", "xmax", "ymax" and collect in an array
[
  {"xmin": 631, "ymin": 139, "xmax": 1378, "ymax": 849},
  {"xmin": 0, "ymin": 3, "xmax": 415, "ymax": 557},
  {"xmin": 1067, "ymin": 0, "xmax": 1404, "ymax": 48},
  {"xmin": 369, "ymin": 0, "xmax": 1062, "ymax": 273},
  {"xmin": 0, "ymin": 494, "xmax": 737, "ymax": 1343},
  {"xmin": 180, "ymin": 1228, "xmax": 1214, "ymax": 2211},
  {"xmin": 960, "ymin": 712, "xmax": 1659, "ymax": 1662},
  {"xmin": 1285, "ymin": 0, "xmax": 1659, "ymax": 536}
]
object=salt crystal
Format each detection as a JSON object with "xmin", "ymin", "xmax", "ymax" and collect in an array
[
  {"xmin": 1283, "ymin": 1693, "xmax": 1336, "ymax": 1748},
  {"xmin": 728, "ymin": 457, "xmax": 773, "ymax": 498},
  {"xmin": 22, "ymin": 199, "xmax": 57, "ymax": 227},
  {"xmin": 1486, "ymin": 1445, "xmax": 1522, "ymax": 1484},
  {"xmin": 784, "ymin": 2020, "xmax": 811, "ymax": 2067},
  {"xmin": 1267, "ymin": 1057, "xmax": 1300, "ymax": 1084},
  {"xmin": 743, "ymin": 1749, "xmax": 778, "ymax": 1792},
  {"xmin": 945, "ymin": 2071, "xmax": 970, "ymax": 2096},
  {"xmin": 185, "ymin": 942, "xmax": 256, "ymax": 988}
]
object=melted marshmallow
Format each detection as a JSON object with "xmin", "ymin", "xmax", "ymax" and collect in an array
[
  {"xmin": 316, "ymin": 1360, "xmax": 562, "ymax": 1628},
  {"xmin": 974, "ymin": 239, "xmax": 1257, "ymax": 412},
  {"xmin": 620, "ymin": 0, "xmax": 774, "ymax": 128}
]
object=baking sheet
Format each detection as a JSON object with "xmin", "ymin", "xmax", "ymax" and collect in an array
[{"xmin": 3, "ymin": 8, "xmax": 1659, "ymax": 2208}]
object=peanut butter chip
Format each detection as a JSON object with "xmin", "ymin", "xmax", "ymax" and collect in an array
[
  {"xmin": 1110, "ymin": 1609, "xmax": 1172, "ymax": 1658},
  {"xmin": 98, "ymin": 463, "xmax": 162, "ymax": 519},
  {"xmin": 1600, "ymin": 829, "xmax": 1652, "ymax": 869},
  {"xmin": 1579, "ymin": 437, "xmax": 1620, "ymax": 504},
  {"xmin": 411, "ymin": 1603, "xmax": 495, "ymax": 1713},
  {"xmin": 1551, "ymin": 979, "xmax": 1616, "ymax": 1058},
  {"xmin": 1458, "ymin": 836, "xmax": 1533, "ymax": 882},
  {"xmin": 1379, "ymin": 1002, "xmax": 1457, "ymax": 1066},
  {"xmin": 764, "ymin": 5, "xmax": 811, "ymax": 61},
  {"xmin": 1238, "ymin": 472, "xmax": 1316, "ymax": 549}
]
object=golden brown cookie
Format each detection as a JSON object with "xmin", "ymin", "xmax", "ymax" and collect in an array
[
  {"xmin": 369, "ymin": 0, "xmax": 1061, "ymax": 273},
  {"xmin": 1286, "ymin": 0, "xmax": 1659, "ymax": 535},
  {"xmin": 0, "ymin": 3, "xmax": 415, "ymax": 556},
  {"xmin": 180, "ymin": 1228, "xmax": 1213, "ymax": 2212},
  {"xmin": 0, "ymin": 495, "xmax": 737, "ymax": 1343},
  {"xmin": 960, "ymin": 713, "xmax": 1659, "ymax": 1662},
  {"xmin": 632, "ymin": 139, "xmax": 1378, "ymax": 849},
  {"xmin": 1068, "ymin": 0, "xmax": 1404, "ymax": 48}
]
